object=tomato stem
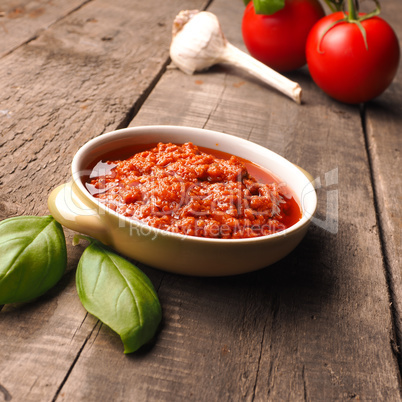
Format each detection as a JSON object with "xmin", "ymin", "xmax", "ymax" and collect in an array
[
  {"xmin": 345, "ymin": 0, "xmax": 381, "ymax": 21},
  {"xmin": 316, "ymin": 0, "xmax": 383, "ymax": 58},
  {"xmin": 344, "ymin": 0, "xmax": 381, "ymax": 50},
  {"xmin": 346, "ymin": 0, "xmax": 358, "ymax": 20}
]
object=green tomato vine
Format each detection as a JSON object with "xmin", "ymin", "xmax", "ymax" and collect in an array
[
  {"xmin": 243, "ymin": 0, "xmax": 381, "ymax": 16},
  {"xmin": 243, "ymin": 0, "xmax": 383, "ymax": 52},
  {"xmin": 318, "ymin": 0, "xmax": 381, "ymax": 51}
]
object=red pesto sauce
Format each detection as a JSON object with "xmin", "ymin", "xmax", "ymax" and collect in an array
[{"xmin": 86, "ymin": 142, "xmax": 302, "ymax": 239}]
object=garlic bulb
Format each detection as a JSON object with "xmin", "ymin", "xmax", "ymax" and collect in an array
[{"xmin": 170, "ymin": 10, "xmax": 302, "ymax": 104}]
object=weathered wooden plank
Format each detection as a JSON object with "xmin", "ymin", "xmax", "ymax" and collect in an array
[
  {"xmin": 364, "ymin": 1, "xmax": 402, "ymax": 360},
  {"xmin": 55, "ymin": 1, "xmax": 402, "ymax": 401},
  {"xmin": 0, "ymin": 0, "xmax": 88, "ymax": 58},
  {"xmin": 0, "ymin": 0, "xmax": 207, "ymax": 400},
  {"xmin": 0, "ymin": 0, "xmax": 207, "ymax": 218}
]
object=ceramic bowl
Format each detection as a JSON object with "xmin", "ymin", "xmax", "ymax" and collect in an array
[{"xmin": 48, "ymin": 125, "xmax": 317, "ymax": 276}]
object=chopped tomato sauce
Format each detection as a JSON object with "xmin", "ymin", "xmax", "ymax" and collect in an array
[{"xmin": 86, "ymin": 142, "xmax": 301, "ymax": 239}]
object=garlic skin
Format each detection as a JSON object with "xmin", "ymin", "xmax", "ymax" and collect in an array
[
  {"xmin": 170, "ymin": 10, "xmax": 227, "ymax": 75},
  {"xmin": 170, "ymin": 10, "xmax": 302, "ymax": 104}
]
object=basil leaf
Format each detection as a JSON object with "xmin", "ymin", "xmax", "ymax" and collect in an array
[
  {"xmin": 0, "ymin": 215, "xmax": 67, "ymax": 304},
  {"xmin": 76, "ymin": 240, "xmax": 162, "ymax": 354},
  {"xmin": 253, "ymin": 0, "xmax": 285, "ymax": 14}
]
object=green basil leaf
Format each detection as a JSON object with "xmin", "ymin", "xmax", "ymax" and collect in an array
[
  {"xmin": 253, "ymin": 0, "xmax": 285, "ymax": 14},
  {"xmin": 76, "ymin": 240, "xmax": 162, "ymax": 354},
  {"xmin": 0, "ymin": 215, "xmax": 67, "ymax": 304}
]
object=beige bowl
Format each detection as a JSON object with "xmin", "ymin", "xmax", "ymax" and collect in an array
[{"xmin": 48, "ymin": 125, "xmax": 317, "ymax": 276}]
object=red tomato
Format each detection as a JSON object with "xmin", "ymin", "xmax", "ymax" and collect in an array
[
  {"xmin": 242, "ymin": 0, "xmax": 325, "ymax": 72},
  {"xmin": 306, "ymin": 12, "xmax": 400, "ymax": 104}
]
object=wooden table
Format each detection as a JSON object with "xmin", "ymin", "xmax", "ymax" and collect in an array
[{"xmin": 1, "ymin": 0, "xmax": 401, "ymax": 400}]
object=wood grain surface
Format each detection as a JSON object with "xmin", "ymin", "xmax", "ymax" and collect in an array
[
  {"xmin": 0, "ymin": 0, "xmax": 401, "ymax": 401},
  {"xmin": 0, "ymin": 0, "xmax": 208, "ymax": 400},
  {"xmin": 364, "ymin": 0, "xmax": 402, "ymax": 367},
  {"xmin": 0, "ymin": 0, "xmax": 90, "ymax": 58}
]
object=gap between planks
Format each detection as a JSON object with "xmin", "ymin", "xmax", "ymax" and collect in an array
[
  {"xmin": 48, "ymin": 1, "xmax": 216, "ymax": 400},
  {"xmin": 115, "ymin": 0, "xmax": 216, "ymax": 130},
  {"xmin": 51, "ymin": 319, "xmax": 102, "ymax": 402},
  {"xmin": 360, "ymin": 103, "xmax": 402, "ymax": 390}
]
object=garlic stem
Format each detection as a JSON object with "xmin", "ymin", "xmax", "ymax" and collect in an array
[
  {"xmin": 170, "ymin": 10, "xmax": 302, "ymax": 104},
  {"xmin": 221, "ymin": 43, "xmax": 302, "ymax": 104}
]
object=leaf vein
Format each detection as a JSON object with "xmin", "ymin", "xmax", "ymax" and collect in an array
[
  {"xmin": 105, "ymin": 253, "xmax": 142, "ymax": 326},
  {"xmin": 0, "ymin": 218, "xmax": 54, "ymax": 290}
]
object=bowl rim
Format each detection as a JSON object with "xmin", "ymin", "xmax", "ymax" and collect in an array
[{"xmin": 71, "ymin": 125, "xmax": 317, "ymax": 244}]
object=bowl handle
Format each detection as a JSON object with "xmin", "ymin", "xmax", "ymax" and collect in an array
[
  {"xmin": 293, "ymin": 164, "xmax": 315, "ymax": 186},
  {"xmin": 48, "ymin": 182, "xmax": 110, "ymax": 244}
]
